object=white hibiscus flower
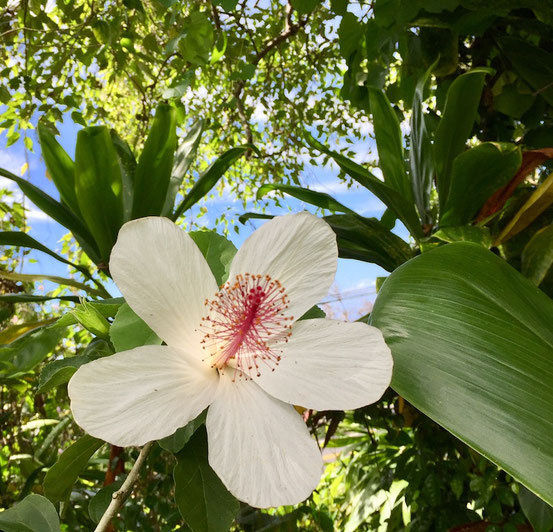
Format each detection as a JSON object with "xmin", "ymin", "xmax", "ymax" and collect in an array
[{"xmin": 68, "ymin": 213, "xmax": 393, "ymax": 508}]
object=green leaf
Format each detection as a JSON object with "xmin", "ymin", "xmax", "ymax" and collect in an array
[
  {"xmin": 0, "ymin": 494, "xmax": 60, "ymax": 532},
  {"xmin": 189, "ymin": 231, "xmax": 237, "ymax": 285},
  {"xmin": 371, "ymin": 242, "xmax": 553, "ymax": 506},
  {"xmin": 159, "ymin": 410, "xmax": 207, "ymax": 453},
  {"xmin": 110, "ymin": 302, "xmax": 161, "ymax": 352},
  {"xmin": 440, "ymin": 142, "xmax": 522, "ymax": 226},
  {"xmin": 172, "ymin": 145, "xmax": 254, "ymax": 221},
  {"xmin": 72, "ymin": 300, "xmax": 111, "ymax": 340},
  {"xmin": 75, "ymin": 126, "xmax": 124, "ymax": 262},
  {"xmin": 178, "ymin": 11, "xmax": 214, "ymax": 66},
  {"xmin": 433, "ymin": 68, "xmax": 490, "ymax": 209},
  {"xmin": 43, "ymin": 435, "xmax": 104, "ymax": 503},
  {"xmin": 0, "ymin": 168, "xmax": 101, "ymax": 263},
  {"xmin": 521, "ymin": 225, "xmax": 553, "ymax": 285},
  {"xmin": 257, "ymin": 183, "xmax": 357, "ymax": 215},
  {"xmin": 433, "ymin": 226, "xmax": 492, "ymax": 247},
  {"xmin": 0, "ymin": 231, "xmax": 93, "ymax": 279},
  {"xmin": 88, "ymin": 479, "xmax": 123, "ymax": 523},
  {"xmin": 173, "ymin": 427, "xmax": 239, "ymax": 532},
  {"xmin": 0, "ymin": 294, "xmax": 81, "ymax": 303},
  {"xmin": 324, "ymin": 213, "xmax": 413, "ymax": 271},
  {"xmin": 162, "ymin": 119, "xmax": 204, "ymax": 217},
  {"xmin": 409, "ymin": 63, "xmax": 435, "ymax": 225},
  {"xmin": 0, "ymin": 319, "xmax": 57, "ymax": 345},
  {"xmin": 110, "ymin": 130, "xmax": 137, "ymax": 222},
  {"xmin": 368, "ymin": 88, "xmax": 411, "ymax": 201},
  {"xmin": 305, "ymin": 133, "xmax": 423, "ymax": 239},
  {"xmin": 37, "ymin": 123, "xmax": 80, "ymax": 216},
  {"xmin": 132, "ymin": 104, "xmax": 177, "ymax": 218},
  {"xmin": 518, "ymin": 486, "xmax": 553, "ymax": 532},
  {"xmin": 37, "ymin": 354, "xmax": 96, "ymax": 394}
]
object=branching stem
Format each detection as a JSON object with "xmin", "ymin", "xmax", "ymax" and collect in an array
[{"xmin": 94, "ymin": 441, "xmax": 154, "ymax": 532}]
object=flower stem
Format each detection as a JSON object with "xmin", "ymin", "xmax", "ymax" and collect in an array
[{"xmin": 94, "ymin": 441, "xmax": 154, "ymax": 532}]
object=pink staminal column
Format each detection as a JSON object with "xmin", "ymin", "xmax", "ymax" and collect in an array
[{"xmin": 201, "ymin": 273, "xmax": 294, "ymax": 379}]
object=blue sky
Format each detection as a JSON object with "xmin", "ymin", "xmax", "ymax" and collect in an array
[{"xmin": 0, "ymin": 116, "xmax": 410, "ymax": 320}]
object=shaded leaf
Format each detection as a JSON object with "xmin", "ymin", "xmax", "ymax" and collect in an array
[
  {"xmin": 159, "ymin": 410, "xmax": 207, "ymax": 453},
  {"xmin": 88, "ymin": 479, "xmax": 123, "ymax": 523},
  {"xmin": 372, "ymin": 242, "xmax": 553, "ymax": 506},
  {"xmin": 521, "ymin": 224, "xmax": 553, "ymax": 285},
  {"xmin": 110, "ymin": 303, "xmax": 161, "ymax": 352},
  {"xmin": 0, "ymin": 494, "xmax": 59, "ymax": 532},
  {"xmin": 518, "ymin": 485, "xmax": 553, "ymax": 532},
  {"xmin": 433, "ymin": 226, "xmax": 492, "ymax": 247}
]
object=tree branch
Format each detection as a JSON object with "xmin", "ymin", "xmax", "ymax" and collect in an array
[{"xmin": 94, "ymin": 441, "xmax": 154, "ymax": 532}]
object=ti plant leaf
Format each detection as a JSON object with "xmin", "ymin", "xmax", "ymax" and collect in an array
[{"xmin": 372, "ymin": 242, "xmax": 553, "ymax": 506}]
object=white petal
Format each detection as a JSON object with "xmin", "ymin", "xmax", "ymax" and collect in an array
[
  {"xmin": 206, "ymin": 372, "xmax": 322, "ymax": 508},
  {"xmin": 257, "ymin": 319, "xmax": 393, "ymax": 411},
  {"xmin": 228, "ymin": 213, "xmax": 337, "ymax": 321},
  {"xmin": 68, "ymin": 345, "xmax": 218, "ymax": 446},
  {"xmin": 110, "ymin": 217, "xmax": 217, "ymax": 349}
]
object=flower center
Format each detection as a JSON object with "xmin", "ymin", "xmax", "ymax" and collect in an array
[{"xmin": 200, "ymin": 273, "xmax": 293, "ymax": 378}]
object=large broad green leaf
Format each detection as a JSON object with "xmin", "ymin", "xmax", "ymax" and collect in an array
[
  {"xmin": 162, "ymin": 119, "xmax": 204, "ymax": 217},
  {"xmin": 440, "ymin": 142, "xmax": 521, "ymax": 227},
  {"xmin": 305, "ymin": 132, "xmax": 423, "ymax": 240},
  {"xmin": 0, "ymin": 494, "xmax": 59, "ymax": 532},
  {"xmin": 368, "ymin": 88, "xmax": 411, "ymax": 202},
  {"xmin": 257, "ymin": 183, "xmax": 357, "ymax": 215},
  {"xmin": 324, "ymin": 214, "xmax": 413, "ymax": 272},
  {"xmin": 132, "ymin": 104, "xmax": 177, "ymax": 218},
  {"xmin": 37, "ymin": 123, "xmax": 80, "ymax": 216},
  {"xmin": 173, "ymin": 427, "xmax": 239, "ymax": 532},
  {"xmin": 433, "ymin": 68, "xmax": 490, "ymax": 209},
  {"xmin": 0, "ymin": 168, "xmax": 100, "ymax": 263},
  {"xmin": 409, "ymin": 64, "xmax": 435, "ymax": 225},
  {"xmin": 190, "ymin": 231, "xmax": 237, "ymax": 285},
  {"xmin": 110, "ymin": 302, "xmax": 161, "ymax": 352},
  {"xmin": 371, "ymin": 242, "xmax": 553, "ymax": 506},
  {"xmin": 75, "ymin": 126, "xmax": 124, "ymax": 262},
  {"xmin": 43, "ymin": 435, "xmax": 104, "ymax": 502},
  {"xmin": 499, "ymin": 37, "xmax": 553, "ymax": 107},
  {"xmin": 172, "ymin": 145, "xmax": 255, "ymax": 221}
]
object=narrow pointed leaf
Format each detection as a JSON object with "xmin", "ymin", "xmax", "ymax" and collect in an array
[
  {"xmin": 521, "ymin": 224, "xmax": 553, "ymax": 285},
  {"xmin": 372, "ymin": 242, "xmax": 553, "ymax": 506},
  {"xmin": 75, "ymin": 126, "xmax": 124, "ymax": 262},
  {"xmin": 132, "ymin": 104, "xmax": 177, "ymax": 218},
  {"xmin": 162, "ymin": 119, "xmax": 204, "ymax": 216},
  {"xmin": 37, "ymin": 123, "xmax": 80, "ymax": 216},
  {"xmin": 43, "ymin": 435, "xmax": 104, "ymax": 503},
  {"xmin": 305, "ymin": 132, "xmax": 423, "ymax": 239},
  {"xmin": 440, "ymin": 142, "xmax": 521, "ymax": 227},
  {"xmin": 238, "ymin": 212, "xmax": 274, "ymax": 224},
  {"xmin": 257, "ymin": 183, "xmax": 357, "ymax": 215},
  {"xmin": 0, "ymin": 168, "xmax": 100, "ymax": 262},
  {"xmin": 0, "ymin": 294, "xmax": 81, "ymax": 303},
  {"xmin": 434, "ymin": 68, "xmax": 490, "ymax": 209},
  {"xmin": 409, "ymin": 64, "xmax": 435, "ymax": 225},
  {"xmin": 0, "ymin": 319, "xmax": 57, "ymax": 345},
  {"xmin": 110, "ymin": 130, "xmax": 137, "ymax": 222},
  {"xmin": 172, "ymin": 145, "xmax": 255, "ymax": 221},
  {"xmin": 368, "ymin": 88, "xmax": 411, "ymax": 201}
]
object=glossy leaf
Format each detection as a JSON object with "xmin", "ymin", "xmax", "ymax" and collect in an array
[
  {"xmin": 433, "ymin": 226, "xmax": 492, "ymax": 248},
  {"xmin": 0, "ymin": 319, "xmax": 57, "ymax": 345},
  {"xmin": 159, "ymin": 410, "xmax": 207, "ymax": 453},
  {"xmin": 88, "ymin": 480, "xmax": 123, "ymax": 523},
  {"xmin": 37, "ymin": 123, "xmax": 80, "ymax": 216},
  {"xmin": 521, "ymin": 225, "xmax": 553, "ymax": 285},
  {"xmin": 43, "ymin": 435, "xmax": 104, "ymax": 503},
  {"xmin": 0, "ymin": 168, "xmax": 100, "ymax": 263},
  {"xmin": 0, "ymin": 494, "xmax": 59, "ymax": 532},
  {"xmin": 162, "ymin": 119, "xmax": 204, "ymax": 217},
  {"xmin": 110, "ymin": 302, "xmax": 161, "ymax": 352},
  {"xmin": 75, "ymin": 126, "xmax": 124, "ymax": 262},
  {"xmin": 173, "ymin": 427, "xmax": 239, "ymax": 532},
  {"xmin": 518, "ymin": 486, "xmax": 553, "ymax": 532},
  {"xmin": 305, "ymin": 132, "xmax": 423, "ymax": 239},
  {"xmin": 440, "ymin": 142, "xmax": 521, "ymax": 227},
  {"xmin": 111, "ymin": 130, "xmax": 137, "ymax": 222},
  {"xmin": 409, "ymin": 64, "xmax": 435, "ymax": 225},
  {"xmin": 433, "ymin": 68, "xmax": 490, "ymax": 209},
  {"xmin": 372, "ymin": 242, "xmax": 553, "ymax": 506},
  {"xmin": 368, "ymin": 88, "xmax": 411, "ymax": 201},
  {"xmin": 498, "ymin": 170, "xmax": 553, "ymax": 244},
  {"xmin": 257, "ymin": 183, "xmax": 357, "ymax": 215},
  {"xmin": 190, "ymin": 231, "xmax": 237, "ymax": 285},
  {"xmin": 172, "ymin": 145, "xmax": 255, "ymax": 221},
  {"xmin": 324, "ymin": 213, "xmax": 413, "ymax": 272},
  {"xmin": 132, "ymin": 104, "xmax": 177, "ymax": 218}
]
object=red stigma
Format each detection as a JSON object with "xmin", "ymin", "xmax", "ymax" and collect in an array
[{"xmin": 200, "ymin": 273, "xmax": 293, "ymax": 379}]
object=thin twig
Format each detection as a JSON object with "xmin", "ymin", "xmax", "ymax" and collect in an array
[{"xmin": 94, "ymin": 441, "xmax": 154, "ymax": 532}]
